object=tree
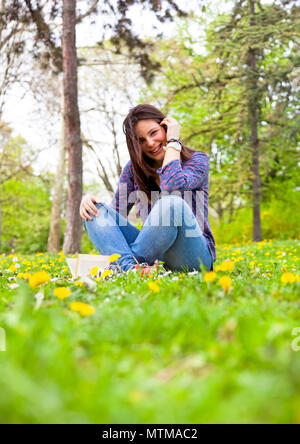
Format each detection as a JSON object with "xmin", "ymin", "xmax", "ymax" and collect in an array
[
  {"xmin": 78, "ymin": 44, "xmax": 146, "ymax": 194},
  {"xmin": 144, "ymin": 0, "xmax": 300, "ymax": 241},
  {"xmin": 48, "ymin": 95, "xmax": 66, "ymax": 253},
  {"xmin": 2, "ymin": 0, "xmax": 195, "ymax": 253},
  {"xmin": 62, "ymin": 0, "xmax": 83, "ymax": 254}
]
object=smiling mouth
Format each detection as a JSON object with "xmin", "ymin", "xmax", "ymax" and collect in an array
[{"xmin": 150, "ymin": 144, "xmax": 163, "ymax": 155}]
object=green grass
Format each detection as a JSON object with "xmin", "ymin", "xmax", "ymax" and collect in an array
[{"xmin": 0, "ymin": 239, "xmax": 299, "ymax": 424}]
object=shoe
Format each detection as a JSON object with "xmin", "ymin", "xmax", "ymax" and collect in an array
[
  {"xmin": 98, "ymin": 261, "xmax": 146, "ymax": 279},
  {"xmin": 133, "ymin": 260, "xmax": 165, "ymax": 277}
]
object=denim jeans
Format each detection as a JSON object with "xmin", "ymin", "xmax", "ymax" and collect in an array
[{"xmin": 83, "ymin": 194, "xmax": 213, "ymax": 272}]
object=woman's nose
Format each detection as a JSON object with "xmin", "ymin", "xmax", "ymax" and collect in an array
[{"xmin": 146, "ymin": 136, "xmax": 155, "ymax": 147}]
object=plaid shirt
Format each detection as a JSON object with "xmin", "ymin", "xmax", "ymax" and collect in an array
[{"xmin": 110, "ymin": 151, "xmax": 216, "ymax": 263}]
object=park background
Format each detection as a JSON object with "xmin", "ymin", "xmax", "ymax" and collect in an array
[{"xmin": 0, "ymin": 0, "xmax": 300, "ymax": 424}]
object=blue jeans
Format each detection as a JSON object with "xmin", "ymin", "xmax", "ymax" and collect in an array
[{"xmin": 83, "ymin": 194, "xmax": 213, "ymax": 272}]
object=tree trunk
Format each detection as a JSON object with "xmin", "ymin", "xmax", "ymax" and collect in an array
[
  {"xmin": 62, "ymin": 0, "xmax": 83, "ymax": 254},
  {"xmin": 0, "ymin": 188, "xmax": 2, "ymax": 254},
  {"xmin": 249, "ymin": 0, "xmax": 262, "ymax": 242},
  {"xmin": 48, "ymin": 94, "xmax": 66, "ymax": 253}
]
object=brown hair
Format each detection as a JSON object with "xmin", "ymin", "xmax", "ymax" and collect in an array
[{"xmin": 123, "ymin": 104, "xmax": 196, "ymax": 201}]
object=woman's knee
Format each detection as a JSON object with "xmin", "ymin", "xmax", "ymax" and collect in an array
[
  {"xmin": 151, "ymin": 194, "xmax": 184, "ymax": 226},
  {"xmin": 158, "ymin": 193, "xmax": 184, "ymax": 211},
  {"xmin": 83, "ymin": 201, "xmax": 111, "ymax": 226}
]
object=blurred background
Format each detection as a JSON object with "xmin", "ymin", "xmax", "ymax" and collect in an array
[{"xmin": 0, "ymin": 0, "xmax": 299, "ymax": 255}]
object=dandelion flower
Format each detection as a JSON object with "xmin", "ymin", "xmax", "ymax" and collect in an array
[
  {"xmin": 281, "ymin": 273, "xmax": 296, "ymax": 284},
  {"xmin": 53, "ymin": 287, "xmax": 71, "ymax": 299},
  {"xmin": 148, "ymin": 282, "xmax": 160, "ymax": 293},
  {"xmin": 90, "ymin": 266, "xmax": 99, "ymax": 277},
  {"xmin": 29, "ymin": 271, "xmax": 50, "ymax": 288},
  {"xmin": 109, "ymin": 253, "xmax": 121, "ymax": 263},
  {"xmin": 74, "ymin": 281, "xmax": 84, "ymax": 287},
  {"xmin": 215, "ymin": 261, "xmax": 234, "ymax": 272},
  {"xmin": 218, "ymin": 276, "xmax": 232, "ymax": 291},
  {"xmin": 70, "ymin": 302, "xmax": 95, "ymax": 316},
  {"xmin": 204, "ymin": 271, "xmax": 217, "ymax": 283},
  {"xmin": 101, "ymin": 269, "xmax": 113, "ymax": 279}
]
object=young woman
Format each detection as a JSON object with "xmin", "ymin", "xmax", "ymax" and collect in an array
[{"xmin": 80, "ymin": 104, "xmax": 216, "ymax": 275}]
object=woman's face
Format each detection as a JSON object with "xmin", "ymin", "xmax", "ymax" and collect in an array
[{"xmin": 135, "ymin": 119, "xmax": 167, "ymax": 165}]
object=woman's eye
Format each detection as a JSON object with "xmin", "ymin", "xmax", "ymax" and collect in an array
[{"xmin": 151, "ymin": 131, "xmax": 157, "ymax": 135}]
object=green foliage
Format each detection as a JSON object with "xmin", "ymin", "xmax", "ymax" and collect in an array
[
  {"xmin": 1, "ymin": 177, "xmax": 52, "ymax": 253},
  {"xmin": 142, "ymin": 1, "xmax": 300, "ymax": 238},
  {"xmin": 0, "ymin": 135, "xmax": 52, "ymax": 253},
  {"xmin": 0, "ymin": 240, "xmax": 299, "ymax": 423},
  {"xmin": 212, "ymin": 183, "xmax": 300, "ymax": 244}
]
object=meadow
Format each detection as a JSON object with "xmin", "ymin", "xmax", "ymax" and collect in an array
[{"xmin": 0, "ymin": 239, "xmax": 299, "ymax": 424}]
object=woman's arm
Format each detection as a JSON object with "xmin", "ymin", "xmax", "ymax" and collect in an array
[
  {"xmin": 157, "ymin": 152, "xmax": 209, "ymax": 192},
  {"xmin": 110, "ymin": 160, "xmax": 135, "ymax": 216},
  {"xmin": 162, "ymin": 145, "xmax": 181, "ymax": 168},
  {"xmin": 160, "ymin": 116, "xmax": 181, "ymax": 169}
]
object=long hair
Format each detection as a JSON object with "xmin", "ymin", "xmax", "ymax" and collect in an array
[{"xmin": 123, "ymin": 104, "xmax": 196, "ymax": 201}]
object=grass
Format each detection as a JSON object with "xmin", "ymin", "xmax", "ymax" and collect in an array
[{"xmin": 0, "ymin": 239, "xmax": 299, "ymax": 424}]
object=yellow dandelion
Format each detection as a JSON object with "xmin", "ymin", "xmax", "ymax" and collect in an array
[
  {"xmin": 281, "ymin": 273, "xmax": 296, "ymax": 284},
  {"xmin": 215, "ymin": 260, "xmax": 234, "ymax": 272},
  {"xmin": 90, "ymin": 266, "xmax": 99, "ymax": 277},
  {"xmin": 74, "ymin": 281, "xmax": 84, "ymax": 287},
  {"xmin": 70, "ymin": 302, "xmax": 95, "ymax": 316},
  {"xmin": 148, "ymin": 282, "xmax": 160, "ymax": 292},
  {"xmin": 22, "ymin": 260, "xmax": 31, "ymax": 266},
  {"xmin": 29, "ymin": 271, "xmax": 50, "ymax": 288},
  {"xmin": 53, "ymin": 287, "xmax": 71, "ymax": 299},
  {"xmin": 204, "ymin": 271, "xmax": 217, "ymax": 283},
  {"xmin": 100, "ymin": 269, "xmax": 113, "ymax": 279},
  {"xmin": 109, "ymin": 253, "xmax": 121, "ymax": 263},
  {"xmin": 9, "ymin": 264, "xmax": 16, "ymax": 273},
  {"xmin": 218, "ymin": 276, "xmax": 232, "ymax": 292}
]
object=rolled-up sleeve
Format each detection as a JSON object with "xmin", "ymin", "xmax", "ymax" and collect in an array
[{"xmin": 156, "ymin": 152, "xmax": 209, "ymax": 192}]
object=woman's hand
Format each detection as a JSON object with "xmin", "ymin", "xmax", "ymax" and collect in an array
[
  {"xmin": 160, "ymin": 116, "xmax": 181, "ymax": 140},
  {"xmin": 80, "ymin": 195, "xmax": 102, "ymax": 221}
]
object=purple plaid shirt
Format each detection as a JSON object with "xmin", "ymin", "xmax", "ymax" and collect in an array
[{"xmin": 110, "ymin": 151, "xmax": 216, "ymax": 263}]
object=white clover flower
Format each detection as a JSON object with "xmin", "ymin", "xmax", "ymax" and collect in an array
[
  {"xmin": 8, "ymin": 283, "xmax": 19, "ymax": 290},
  {"xmin": 34, "ymin": 291, "xmax": 44, "ymax": 310}
]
